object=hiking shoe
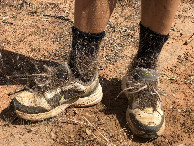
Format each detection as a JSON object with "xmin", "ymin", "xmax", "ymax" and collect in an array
[
  {"xmin": 13, "ymin": 62, "xmax": 102, "ymax": 121},
  {"xmin": 121, "ymin": 68, "xmax": 165, "ymax": 138}
]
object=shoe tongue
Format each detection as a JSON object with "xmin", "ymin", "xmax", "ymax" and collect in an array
[{"xmin": 133, "ymin": 68, "xmax": 158, "ymax": 82}]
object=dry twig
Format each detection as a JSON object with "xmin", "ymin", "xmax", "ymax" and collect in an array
[{"xmin": 82, "ymin": 116, "xmax": 111, "ymax": 145}]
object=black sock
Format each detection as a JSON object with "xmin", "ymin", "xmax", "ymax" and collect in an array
[
  {"xmin": 69, "ymin": 27, "xmax": 105, "ymax": 82},
  {"xmin": 132, "ymin": 23, "xmax": 169, "ymax": 69}
]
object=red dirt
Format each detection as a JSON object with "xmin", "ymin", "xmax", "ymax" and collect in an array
[{"xmin": 0, "ymin": 0, "xmax": 193, "ymax": 145}]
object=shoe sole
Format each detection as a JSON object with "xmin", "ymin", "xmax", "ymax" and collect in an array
[
  {"xmin": 15, "ymin": 83, "xmax": 103, "ymax": 121},
  {"xmin": 72, "ymin": 83, "xmax": 103, "ymax": 107}
]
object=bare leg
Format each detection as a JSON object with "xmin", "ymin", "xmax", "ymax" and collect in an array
[
  {"xmin": 74, "ymin": 0, "xmax": 117, "ymax": 33},
  {"xmin": 141, "ymin": 0, "xmax": 180, "ymax": 35}
]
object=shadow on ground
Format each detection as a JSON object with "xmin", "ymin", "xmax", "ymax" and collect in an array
[
  {"xmin": 100, "ymin": 77, "xmax": 156, "ymax": 143},
  {"xmin": 0, "ymin": 49, "xmax": 59, "ymax": 125},
  {"xmin": 0, "ymin": 49, "xmax": 60, "ymax": 85}
]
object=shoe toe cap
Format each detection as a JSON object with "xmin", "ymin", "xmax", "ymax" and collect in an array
[
  {"xmin": 126, "ymin": 107, "xmax": 165, "ymax": 138},
  {"xmin": 13, "ymin": 91, "xmax": 50, "ymax": 114}
]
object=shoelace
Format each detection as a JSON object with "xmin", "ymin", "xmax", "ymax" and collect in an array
[
  {"xmin": 117, "ymin": 80, "xmax": 161, "ymax": 111},
  {"xmin": 116, "ymin": 84, "xmax": 148, "ymax": 100}
]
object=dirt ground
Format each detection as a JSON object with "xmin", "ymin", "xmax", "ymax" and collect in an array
[{"xmin": 0, "ymin": 0, "xmax": 193, "ymax": 145}]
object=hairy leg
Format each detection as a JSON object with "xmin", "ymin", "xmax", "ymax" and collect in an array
[
  {"xmin": 141, "ymin": 0, "xmax": 180, "ymax": 35},
  {"xmin": 74, "ymin": 0, "xmax": 117, "ymax": 33}
]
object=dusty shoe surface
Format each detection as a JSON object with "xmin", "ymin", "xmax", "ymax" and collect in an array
[
  {"xmin": 122, "ymin": 68, "xmax": 165, "ymax": 138},
  {"xmin": 13, "ymin": 62, "xmax": 102, "ymax": 121}
]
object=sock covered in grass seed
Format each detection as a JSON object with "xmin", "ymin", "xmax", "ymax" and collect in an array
[
  {"xmin": 132, "ymin": 23, "xmax": 169, "ymax": 69},
  {"xmin": 69, "ymin": 27, "xmax": 105, "ymax": 82}
]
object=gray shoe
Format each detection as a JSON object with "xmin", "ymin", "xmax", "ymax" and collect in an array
[
  {"xmin": 13, "ymin": 63, "xmax": 102, "ymax": 121},
  {"xmin": 122, "ymin": 68, "xmax": 165, "ymax": 138}
]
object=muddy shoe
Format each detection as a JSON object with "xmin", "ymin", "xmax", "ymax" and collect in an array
[
  {"xmin": 13, "ymin": 62, "xmax": 102, "ymax": 121},
  {"xmin": 121, "ymin": 68, "xmax": 165, "ymax": 138}
]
